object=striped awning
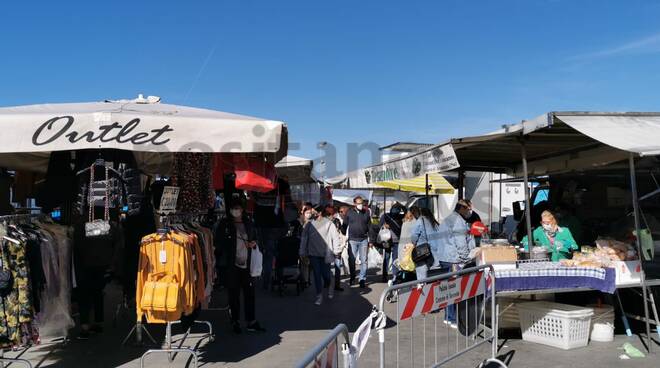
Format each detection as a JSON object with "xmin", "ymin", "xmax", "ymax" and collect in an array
[{"xmin": 376, "ymin": 173, "xmax": 454, "ymax": 194}]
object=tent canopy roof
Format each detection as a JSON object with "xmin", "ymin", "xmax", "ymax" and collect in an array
[
  {"xmin": 0, "ymin": 98, "xmax": 288, "ymax": 174},
  {"xmin": 448, "ymin": 112, "xmax": 660, "ymax": 175},
  {"xmin": 275, "ymin": 155, "xmax": 316, "ymax": 184}
]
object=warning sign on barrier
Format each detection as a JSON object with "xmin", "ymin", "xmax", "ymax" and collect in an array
[{"xmin": 398, "ymin": 271, "xmax": 486, "ymax": 321}]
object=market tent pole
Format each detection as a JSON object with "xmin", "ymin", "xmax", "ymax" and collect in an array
[
  {"xmin": 457, "ymin": 170, "xmax": 465, "ymax": 200},
  {"xmin": 425, "ymin": 174, "xmax": 430, "ymax": 209},
  {"xmin": 629, "ymin": 153, "xmax": 653, "ymax": 353},
  {"xmin": 520, "ymin": 140, "xmax": 533, "ymax": 246},
  {"xmin": 498, "ymin": 173, "xmax": 503, "ymax": 233}
]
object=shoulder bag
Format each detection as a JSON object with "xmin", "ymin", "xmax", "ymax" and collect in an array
[
  {"xmin": 411, "ymin": 219, "xmax": 433, "ymax": 265},
  {"xmin": 85, "ymin": 163, "xmax": 111, "ymax": 238}
]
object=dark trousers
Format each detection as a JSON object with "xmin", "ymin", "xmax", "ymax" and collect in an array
[
  {"xmin": 228, "ymin": 266, "xmax": 256, "ymax": 323},
  {"xmin": 79, "ymin": 266, "xmax": 106, "ymax": 325},
  {"xmin": 334, "ymin": 261, "xmax": 341, "ymax": 288},
  {"xmin": 309, "ymin": 256, "xmax": 332, "ymax": 295},
  {"xmin": 348, "ymin": 245, "xmax": 356, "ymax": 282},
  {"xmin": 382, "ymin": 249, "xmax": 392, "ymax": 279}
]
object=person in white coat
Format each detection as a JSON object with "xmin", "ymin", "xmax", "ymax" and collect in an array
[{"xmin": 300, "ymin": 207, "xmax": 343, "ymax": 305}]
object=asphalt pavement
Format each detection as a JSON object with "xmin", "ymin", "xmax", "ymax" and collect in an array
[{"xmin": 3, "ymin": 270, "xmax": 659, "ymax": 367}]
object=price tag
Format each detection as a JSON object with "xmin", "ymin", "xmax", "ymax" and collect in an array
[
  {"xmin": 159, "ymin": 186, "xmax": 180, "ymax": 215},
  {"xmin": 159, "ymin": 249, "xmax": 167, "ymax": 264}
]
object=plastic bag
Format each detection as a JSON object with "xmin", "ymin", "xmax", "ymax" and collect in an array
[
  {"xmin": 377, "ymin": 228, "xmax": 392, "ymax": 243},
  {"xmin": 250, "ymin": 247, "xmax": 263, "ymax": 277},
  {"xmin": 367, "ymin": 248, "xmax": 383, "ymax": 270},
  {"xmin": 399, "ymin": 243, "xmax": 416, "ymax": 272}
]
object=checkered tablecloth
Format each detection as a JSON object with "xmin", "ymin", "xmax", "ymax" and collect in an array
[{"xmin": 495, "ymin": 263, "xmax": 616, "ymax": 294}]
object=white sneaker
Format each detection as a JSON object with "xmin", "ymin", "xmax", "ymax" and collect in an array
[
  {"xmin": 315, "ymin": 294, "xmax": 323, "ymax": 305},
  {"xmin": 328, "ymin": 289, "xmax": 334, "ymax": 299},
  {"xmin": 450, "ymin": 323, "xmax": 458, "ymax": 329}
]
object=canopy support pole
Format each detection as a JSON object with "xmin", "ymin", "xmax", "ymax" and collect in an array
[
  {"xmin": 425, "ymin": 174, "xmax": 430, "ymax": 209},
  {"xmin": 498, "ymin": 173, "xmax": 503, "ymax": 233},
  {"xmin": 629, "ymin": 153, "xmax": 653, "ymax": 353},
  {"xmin": 458, "ymin": 170, "xmax": 465, "ymax": 200},
  {"xmin": 520, "ymin": 140, "xmax": 533, "ymax": 246}
]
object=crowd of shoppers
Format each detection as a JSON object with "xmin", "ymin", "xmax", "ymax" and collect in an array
[{"xmin": 216, "ymin": 194, "xmax": 485, "ymax": 333}]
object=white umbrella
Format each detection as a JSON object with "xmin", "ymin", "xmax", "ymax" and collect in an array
[{"xmin": 0, "ymin": 95, "xmax": 288, "ymax": 174}]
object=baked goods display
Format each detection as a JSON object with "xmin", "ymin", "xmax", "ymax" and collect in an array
[{"xmin": 559, "ymin": 238, "xmax": 637, "ymax": 268}]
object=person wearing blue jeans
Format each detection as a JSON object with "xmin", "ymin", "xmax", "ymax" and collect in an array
[
  {"xmin": 437, "ymin": 262, "xmax": 456, "ymax": 325},
  {"xmin": 345, "ymin": 196, "xmax": 374, "ymax": 288},
  {"xmin": 349, "ymin": 239, "xmax": 369, "ymax": 284}
]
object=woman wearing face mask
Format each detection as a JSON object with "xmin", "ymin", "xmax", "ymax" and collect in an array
[
  {"xmin": 522, "ymin": 210, "xmax": 578, "ymax": 261},
  {"xmin": 216, "ymin": 202, "xmax": 266, "ymax": 334},
  {"xmin": 300, "ymin": 206, "xmax": 342, "ymax": 305}
]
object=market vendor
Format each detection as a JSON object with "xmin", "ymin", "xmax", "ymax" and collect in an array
[{"xmin": 522, "ymin": 210, "xmax": 578, "ymax": 261}]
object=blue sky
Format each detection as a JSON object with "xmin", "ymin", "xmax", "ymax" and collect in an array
[{"xmin": 2, "ymin": 1, "xmax": 660, "ymax": 176}]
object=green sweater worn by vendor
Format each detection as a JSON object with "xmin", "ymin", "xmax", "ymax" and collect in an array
[{"xmin": 522, "ymin": 226, "xmax": 578, "ymax": 261}]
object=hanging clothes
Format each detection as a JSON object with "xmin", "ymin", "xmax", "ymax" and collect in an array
[
  {"xmin": 171, "ymin": 153, "xmax": 215, "ymax": 213},
  {"xmin": 135, "ymin": 229, "xmax": 207, "ymax": 324},
  {"xmin": 35, "ymin": 221, "xmax": 75, "ymax": 339},
  {"xmin": 0, "ymin": 224, "xmax": 38, "ymax": 348}
]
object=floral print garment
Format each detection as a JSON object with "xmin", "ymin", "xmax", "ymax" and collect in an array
[{"xmin": 0, "ymin": 234, "xmax": 37, "ymax": 347}]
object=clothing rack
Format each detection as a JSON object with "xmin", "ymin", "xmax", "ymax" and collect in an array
[
  {"xmin": 0, "ymin": 212, "xmax": 57, "ymax": 368},
  {"xmin": 0, "ymin": 347, "xmax": 32, "ymax": 368},
  {"xmin": 127, "ymin": 213, "xmax": 216, "ymax": 367},
  {"xmin": 140, "ymin": 320, "xmax": 214, "ymax": 368}
]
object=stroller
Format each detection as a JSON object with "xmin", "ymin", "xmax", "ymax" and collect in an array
[{"xmin": 272, "ymin": 222, "xmax": 304, "ymax": 296}]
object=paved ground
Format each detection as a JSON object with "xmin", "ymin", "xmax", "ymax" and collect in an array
[{"xmin": 3, "ymin": 271, "xmax": 659, "ymax": 367}]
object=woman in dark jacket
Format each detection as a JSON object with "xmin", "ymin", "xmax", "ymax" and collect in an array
[{"xmin": 216, "ymin": 202, "xmax": 266, "ymax": 334}]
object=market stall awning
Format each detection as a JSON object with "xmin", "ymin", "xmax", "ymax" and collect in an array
[
  {"xmin": 275, "ymin": 155, "xmax": 316, "ymax": 184},
  {"xmin": 376, "ymin": 173, "xmax": 454, "ymax": 194},
  {"xmin": 448, "ymin": 112, "xmax": 660, "ymax": 176},
  {"xmin": 329, "ymin": 143, "xmax": 460, "ymax": 189},
  {"xmin": 0, "ymin": 96, "xmax": 288, "ymax": 174}
]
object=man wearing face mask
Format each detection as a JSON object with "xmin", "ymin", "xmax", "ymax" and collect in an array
[
  {"xmin": 464, "ymin": 199, "xmax": 486, "ymax": 246},
  {"xmin": 216, "ymin": 202, "xmax": 266, "ymax": 334},
  {"xmin": 346, "ymin": 196, "xmax": 375, "ymax": 288}
]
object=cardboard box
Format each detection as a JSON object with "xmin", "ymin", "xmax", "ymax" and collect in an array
[
  {"xmin": 613, "ymin": 260, "xmax": 642, "ymax": 285},
  {"xmin": 477, "ymin": 246, "xmax": 518, "ymax": 265}
]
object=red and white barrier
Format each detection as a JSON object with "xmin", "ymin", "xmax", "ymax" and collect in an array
[{"xmin": 398, "ymin": 270, "xmax": 487, "ymax": 321}]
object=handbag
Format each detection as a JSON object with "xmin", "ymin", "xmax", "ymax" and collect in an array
[
  {"xmin": 141, "ymin": 272, "xmax": 181, "ymax": 312},
  {"xmin": 85, "ymin": 163, "xmax": 111, "ymax": 238},
  {"xmin": 411, "ymin": 219, "xmax": 433, "ymax": 264}
]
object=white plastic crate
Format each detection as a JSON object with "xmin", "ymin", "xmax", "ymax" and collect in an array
[{"xmin": 517, "ymin": 301, "xmax": 593, "ymax": 350}]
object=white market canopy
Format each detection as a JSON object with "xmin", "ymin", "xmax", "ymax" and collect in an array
[
  {"xmin": 275, "ymin": 155, "xmax": 317, "ymax": 184},
  {"xmin": 448, "ymin": 112, "xmax": 660, "ymax": 176},
  {"xmin": 0, "ymin": 96, "xmax": 288, "ymax": 174}
]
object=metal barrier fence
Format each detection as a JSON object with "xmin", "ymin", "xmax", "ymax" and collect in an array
[
  {"xmin": 295, "ymin": 323, "xmax": 355, "ymax": 368},
  {"xmin": 297, "ymin": 265, "xmax": 507, "ymax": 368},
  {"xmin": 374, "ymin": 265, "xmax": 506, "ymax": 367}
]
